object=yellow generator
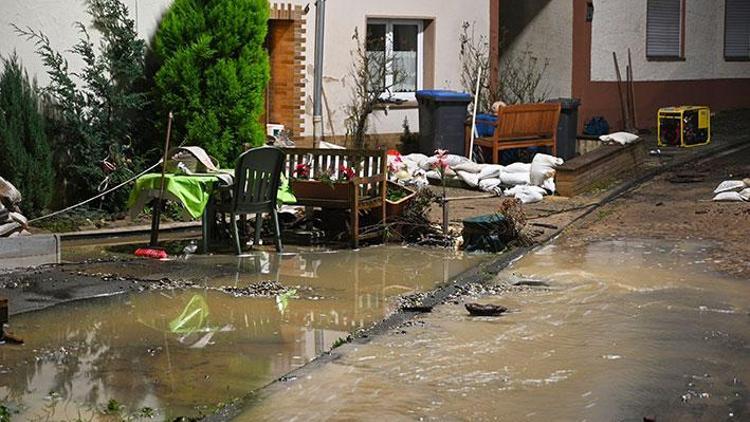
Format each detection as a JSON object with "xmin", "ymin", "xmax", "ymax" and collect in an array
[{"xmin": 657, "ymin": 106, "xmax": 711, "ymax": 147}]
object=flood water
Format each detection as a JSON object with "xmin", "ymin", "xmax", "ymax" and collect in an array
[
  {"xmin": 0, "ymin": 246, "xmax": 480, "ymax": 420},
  {"xmin": 237, "ymin": 239, "xmax": 750, "ymax": 421}
]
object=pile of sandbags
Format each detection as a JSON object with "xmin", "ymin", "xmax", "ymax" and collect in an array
[
  {"xmin": 712, "ymin": 179, "xmax": 750, "ymax": 202},
  {"xmin": 389, "ymin": 152, "xmax": 564, "ymax": 204},
  {"xmin": 0, "ymin": 177, "xmax": 30, "ymax": 237}
]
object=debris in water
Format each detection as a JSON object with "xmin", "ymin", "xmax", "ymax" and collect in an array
[{"xmin": 465, "ymin": 303, "xmax": 508, "ymax": 316}]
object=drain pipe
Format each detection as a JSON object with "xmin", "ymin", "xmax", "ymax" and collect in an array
[{"xmin": 312, "ymin": 0, "xmax": 327, "ymax": 148}]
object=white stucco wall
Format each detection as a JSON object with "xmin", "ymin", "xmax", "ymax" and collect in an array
[
  {"xmin": 500, "ymin": 0, "xmax": 573, "ymax": 100},
  {"xmin": 591, "ymin": 0, "xmax": 750, "ymax": 81},
  {"xmin": 0, "ymin": 0, "xmax": 489, "ymax": 139}
]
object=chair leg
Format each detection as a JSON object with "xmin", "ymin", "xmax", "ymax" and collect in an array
[
  {"xmin": 254, "ymin": 213, "xmax": 262, "ymax": 247},
  {"xmin": 272, "ymin": 209, "xmax": 283, "ymax": 253},
  {"xmin": 231, "ymin": 212, "xmax": 242, "ymax": 255},
  {"xmin": 201, "ymin": 209, "xmax": 209, "ymax": 254}
]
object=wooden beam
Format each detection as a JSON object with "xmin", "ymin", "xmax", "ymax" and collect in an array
[{"xmin": 489, "ymin": 0, "xmax": 501, "ymax": 94}]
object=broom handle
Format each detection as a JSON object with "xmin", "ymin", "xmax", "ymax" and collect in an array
[{"xmin": 149, "ymin": 112, "xmax": 174, "ymax": 247}]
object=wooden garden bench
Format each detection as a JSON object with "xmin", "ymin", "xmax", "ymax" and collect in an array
[
  {"xmin": 465, "ymin": 103, "xmax": 561, "ymax": 163},
  {"xmin": 282, "ymin": 148, "xmax": 387, "ymax": 248}
]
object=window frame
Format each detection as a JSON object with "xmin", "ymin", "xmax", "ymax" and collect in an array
[
  {"xmin": 366, "ymin": 18, "xmax": 424, "ymax": 101},
  {"xmin": 724, "ymin": 0, "xmax": 750, "ymax": 61},
  {"xmin": 645, "ymin": 0, "xmax": 686, "ymax": 61}
]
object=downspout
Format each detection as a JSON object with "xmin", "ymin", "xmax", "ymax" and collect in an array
[{"xmin": 312, "ymin": 0, "xmax": 327, "ymax": 148}]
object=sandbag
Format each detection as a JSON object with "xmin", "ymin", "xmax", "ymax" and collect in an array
[
  {"xmin": 740, "ymin": 188, "xmax": 750, "ymax": 201},
  {"xmin": 503, "ymin": 162, "xmax": 532, "ymax": 174},
  {"xmin": 543, "ymin": 177, "xmax": 556, "ymax": 194},
  {"xmin": 0, "ymin": 176, "xmax": 22, "ymax": 207},
  {"xmin": 478, "ymin": 165, "xmax": 504, "ymax": 180},
  {"xmin": 530, "ymin": 163, "xmax": 556, "ymax": 186},
  {"xmin": 403, "ymin": 153, "xmax": 429, "ymax": 168},
  {"xmin": 457, "ymin": 171, "xmax": 480, "ymax": 188},
  {"xmin": 714, "ymin": 180, "xmax": 746, "ymax": 194},
  {"xmin": 600, "ymin": 131, "xmax": 639, "ymax": 145},
  {"xmin": 500, "ymin": 171, "xmax": 530, "ymax": 186},
  {"xmin": 512, "ymin": 187, "xmax": 545, "ymax": 204},
  {"xmin": 504, "ymin": 185, "xmax": 547, "ymax": 197},
  {"xmin": 419, "ymin": 154, "xmax": 469, "ymax": 170},
  {"xmin": 713, "ymin": 191, "xmax": 744, "ymax": 202},
  {"xmin": 532, "ymin": 153, "xmax": 564, "ymax": 167},
  {"xmin": 453, "ymin": 162, "xmax": 484, "ymax": 174},
  {"xmin": 478, "ymin": 178, "xmax": 502, "ymax": 192}
]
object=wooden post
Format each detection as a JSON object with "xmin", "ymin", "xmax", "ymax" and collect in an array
[{"xmin": 442, "ymin": 199, "xmax": 450, "ymax": 234}]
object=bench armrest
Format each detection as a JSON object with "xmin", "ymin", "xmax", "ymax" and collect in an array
[{"xmin": 352, "ymin": 175, "xmax": 386, "ymax": 184}]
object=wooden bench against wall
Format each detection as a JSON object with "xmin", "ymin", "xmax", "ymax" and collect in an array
[
  {"xmin": 465, "ymin": 103, "xmax": 561, "ymax": 163},
  {"xmin": 282, "ymin": 148, "xmax": 386, "ymax": 248}
]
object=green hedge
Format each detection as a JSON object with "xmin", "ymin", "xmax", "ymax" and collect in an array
[
  {"xmin": 154, "ymin": 0, "xmax": 270, "ymax": 167},
  {"xmin": 0, "ymin": 54, "xmax": 53, "ymax": 216}
]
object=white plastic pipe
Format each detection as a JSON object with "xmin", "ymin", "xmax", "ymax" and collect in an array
[{"xmin": 468, "ymin": 65, "xmax": 483, "ymax": 162}]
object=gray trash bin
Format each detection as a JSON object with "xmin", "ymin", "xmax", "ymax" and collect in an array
[
  {"xmin": 546, "ymin": 98, "xmax": 581, "ymax": 160},
  {"xmin": 416, "ymin": 90, "xmax": 472, "ymax": 155}
]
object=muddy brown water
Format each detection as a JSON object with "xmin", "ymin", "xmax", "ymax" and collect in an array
[
  {"xmin": 237, "ymin": 239, "xmax": 750, "ymax": 421},
  {"xmin": 0, "ymin": 246, "xmax": 481, "ymax": 420}
]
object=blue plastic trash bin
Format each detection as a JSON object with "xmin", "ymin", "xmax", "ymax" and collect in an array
[{"xmin": 416, "ymin": 90, "xmax": 472, "ymax": 156}]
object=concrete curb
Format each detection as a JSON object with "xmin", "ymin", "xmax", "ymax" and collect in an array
[{"xmin": 0, "ymin": 234, "xmax": 60, "ymax": 270}]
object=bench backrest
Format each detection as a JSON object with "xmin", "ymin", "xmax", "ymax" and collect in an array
[
  {"xmin": 281, "ymin": 148, "xmax": 386, "ymax": 180},
  {"xmin": 496, "ymin": 103, "xmax": 561, "ymax": 140}
]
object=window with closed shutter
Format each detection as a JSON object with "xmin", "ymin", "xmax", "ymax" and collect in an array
[
  {"xmin": 725, "ymin": 0, "xmax": 750, "ymax": 60},
  {"xmin": 647, "ymin": 0, "xmax": 683, "ymax": 59}
]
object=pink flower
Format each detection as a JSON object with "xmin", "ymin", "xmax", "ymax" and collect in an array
[
  {"xmin": 339, "ymin": 165, "xmax": 356, "ymax": 182},
  {"xmin": 294, "ymin": 163, "xmax": 311, "ymax": 179}
]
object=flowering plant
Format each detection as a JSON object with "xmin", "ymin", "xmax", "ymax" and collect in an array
[
  {"xmin": 293, "ymin": 163, "xmax": 311, "ymax": 180},
  {"xmin": 339, "ymin": 165, "xmax": 356, "ymax": 182}
]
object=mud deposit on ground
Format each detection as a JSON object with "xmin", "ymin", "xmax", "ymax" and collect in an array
[
  {"xmin": 576, "ymin": 147, "xmax": 750, "ymax": 278},
  {"xmin": 237, "ymin": 239, "xmax": 750, "ymax": 421},
  {"xmin": 0, "ymin": 246, "xmax": 482, "ymax": 420}
]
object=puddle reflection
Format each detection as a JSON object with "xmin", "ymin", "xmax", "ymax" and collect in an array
[{"xmin": 0, "ymin": 246, "xmax": 481, "ymax": 420}]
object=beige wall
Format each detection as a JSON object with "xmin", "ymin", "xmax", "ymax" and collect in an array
[
  {"xmin": 500, "ymin": 0, "xmax": 573, "ymax": 99},
  {"xmin": 591, "ymin": 0, "xmax": 750, "ymax": 82},
  {"xmin": 0, "ymin": 0, "xmax": 489, "ymax": 140}
]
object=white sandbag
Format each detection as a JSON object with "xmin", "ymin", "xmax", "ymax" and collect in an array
[
  {"xmin": 515, "ymin": 190, "xmax": 544, "ymax": 204},
  {"xmin": 453, "ymin": 161, "xmax": 484, "ymax": 174},
  {"xmin": 457, "ymin": 171, "xmax": 480, "ymax": 188},
  {"xmin": 9, "ymin": 212, "xmax": 28, "ymax": 228},
  {"xmin": 740, "ymin": 188, "xmax": 750, "ymax": 201},
  {"xmin": 530, "ymin": 162, "xmax": 556, "ymax": 186},
  {"xmin": 543, "ymin": 177, "xmax": 556, "ymax": 193},
  {"xmin": 419, "ymin": 154, "xmax": 469, "ymax": 170},
  {"xmin": 600, "ymin": 131, "xmax": 639, "ymax": 145},
  {"xmin": 713, "ymin": 191, "xmax": 744, "ymax": 202},
  {"xmin": 503, "ymin": 162, "xmax": 532, "ymax": 174},
  {"xmin": 478, "ymin": 178, "xmax": 502, "ymax": 192},
  {"xmin": 425, "ymin": 170, "xmax": 441, "ymax": 180},
  {"xmin": 532, "ymin": 153, "xmax": 564, "ymax": 167},
  {"xmin": 500, "ymin": 171, "xmax": 530, "ymax": 186},
  {"xmin": 319, "ymin": 141, "xmax": 345, "ymax": 149},
  {"xmin": 478, "ymin": 165, "xmax": 504, "ymax": 180},
  {"xmin": 504, "ymin": 185, "xmax": 547, "ymax": 197},
  {"xmin": 714, "ymin": 180, "xmax": 746, "ymax": 194},
  {"xmin": 404, "ymin": 153, "xmax": 429, "ymax": 168}
]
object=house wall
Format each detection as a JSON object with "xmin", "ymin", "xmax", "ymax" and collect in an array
[
  {"xmin": 590, "ymin": 0, "xmax": 750, "ymax": 82},
  {"xmin": 0, "ymin": 0, "xmax": 490, "ymax": 147},
  {"xmin": 573, "ymin": 0, "xmax": 750, "ymax": 130},
  {"xmin": 499, "ymin": 0, "xmax": 573, "ymax": 100},
  {"xmin": 303, "ymin": 0, "xmax": 490, "ymax": 145}
]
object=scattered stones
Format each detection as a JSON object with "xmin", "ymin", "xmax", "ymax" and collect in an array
[{"xmin": 220, "ymin": 281, "xmax": 290, "ymax": 297}]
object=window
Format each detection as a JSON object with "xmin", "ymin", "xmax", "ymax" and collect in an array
[
  {"xmin": 366, "ymin": 19, "xmax": 423, "ymax": 100},
  {"xmin": 725, "ymin": 0, "xmax": 750, "ymax": 60},
  {"xmin": 646, "ymin": 0, "xmax": 684, "ymax": 59}
]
